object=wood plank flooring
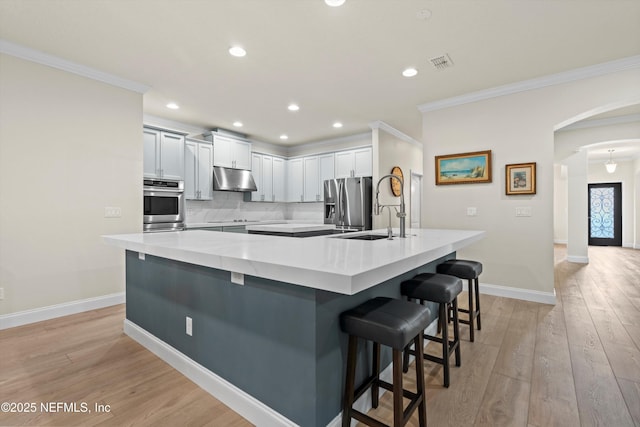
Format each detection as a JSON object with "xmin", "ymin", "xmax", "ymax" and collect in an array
[{"xmin": 0, "ymin": 245, "xmax": 638, "ymax": 426}]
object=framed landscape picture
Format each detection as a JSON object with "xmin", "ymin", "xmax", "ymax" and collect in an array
[
  {"xmin": 506, "ymin": 162, "xmax": 536, "ymax": 195},
  {"xmin": 435, "ymin": 150, "xmax": 492, "ymax": 185}
]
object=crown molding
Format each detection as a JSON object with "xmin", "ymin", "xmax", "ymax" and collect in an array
[
  {"xmin": 418, "ymin": 55, "xmax": 640, "ymax": 113},
  {"xmin": 558, "ymin": 113, "xmax": 640, "ymax": 132},
  {"xmin": 369, "ymin": 120, "xmax": 422, "ymax": 147},
  {"xmin": 0, "ymin": 39, "xmax": 149, "ymax": 94}
]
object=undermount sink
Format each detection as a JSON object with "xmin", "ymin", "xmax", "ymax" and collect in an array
[{"xmin": 337, "ymin": 234, "xmax": 390, "ymax": 241}]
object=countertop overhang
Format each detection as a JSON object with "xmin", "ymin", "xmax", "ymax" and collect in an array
[{"xmin": 103, "ymin": 228, "xmax": 485, "ymax": 295}]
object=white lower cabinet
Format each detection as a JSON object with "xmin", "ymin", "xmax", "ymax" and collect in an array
[{"xmin": 185, "ymin": 138, "xmax": 213, "ymax": 200}]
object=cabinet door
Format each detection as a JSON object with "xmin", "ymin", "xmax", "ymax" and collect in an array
[
  {"xmin": 197, "ymin": 142, "xmax": 213, "ymax": 200},
  {"xmin": 287, "ymin": 158, "xmax": 304, "ymax": 202},
  {"xmin": 233, "ymin": 140, "xmax": 252, "ymax": 170},
  {"xmin": 318, "ymin": 153, "xmax": 335, "ymax": 201},
  {"xmin": 272, "ymin": 157, "xmax": 286, "ymax": 202},
  {"xmin": 143, "ymin": 128, "xmax": 160, "ymax": 177},
  {"xmin": 213, "ymin": 136, "xmax": 233, "ymax": 168},
  {"xmin": 262, "ymin": 155, "xmax": 273, "ymax": 202},
  {"xmin": 184, "ymin": 140, "xmax": 198, "ymax": 199},
  {"xmin": 353, "ymin": 147, "xmax": 372, "ymax": 177},
  {"xmin": 303, "ymin": 156, "xmax": 319, "ymax": 202},
  {"xmin": 251, "ymin": 153, "xmax": 263, "ymax": 201},
  {"xmin": 335, "ymin": 150, "xmax": 354, "ymax": 178},
  {"xmin": 159, "ymin": 132, "xmax": 185, "ymax": 179}
]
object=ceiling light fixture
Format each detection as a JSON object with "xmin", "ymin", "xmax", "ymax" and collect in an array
[
  {"xmin": 166, "ymin": 102, "xmax": 179, "ymax": 110},
  {"xmin": 333, "ymin": 122, "xmax": 343, "ymax": 128},
  {"xmin": 288, "ymin": 104, "xmax": 300, "ymax": 111},
  {"xmin": 402, "ymin": 67, "xmax": 418, "ymax": 77},
  {"xmin": 280, "ymin": 134, "xmax": 289, "ymax": 140},
  {"xmin": 233, "ymin": 121, "xmax": 243, "ymax": 127},
  {"xmin": 605, "ymin": 149, "xmax": 617, "ymax": 173},
  {"xmin": 325, "ymin": 0, "xmax": 346, "ymax": 7},
  {"xmin": 228, "ymin": 46, "xmax": 246, "ymax": 57}
]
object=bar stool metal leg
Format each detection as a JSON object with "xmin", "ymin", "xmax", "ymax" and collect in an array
[{"xmin": 342, "ymin": 335, "xmax": 357, "ymax": 427}]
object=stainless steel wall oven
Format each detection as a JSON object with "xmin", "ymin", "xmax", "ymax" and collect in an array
[{"xmin": 143, "ymin": 178, "xmax": 185, "ymax": 232}]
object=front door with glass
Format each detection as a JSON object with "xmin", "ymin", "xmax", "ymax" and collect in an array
[{"xmin": 588, "ymin": 182, "xmax": 622, "ymax": 246}]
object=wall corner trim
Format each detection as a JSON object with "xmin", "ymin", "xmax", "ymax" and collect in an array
[
  {"xmin": 369, "ymin": 120, "xmax": 423, "ymax": 147},
  {"xmin": 0, "ymin": 39, "xmax": 150, "ymax": 93},
  {"xmin": 0, "ymin": 292, "xmax": 126, "ymax": 330},
  {"xmin": 418, "ymin": 55, "xmax": 640, "ymax": 113}
]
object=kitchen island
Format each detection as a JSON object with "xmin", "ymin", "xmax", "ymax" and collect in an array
[{"xmin": 104, "ymin": 228, "xmax": 484, "ymax": 426}]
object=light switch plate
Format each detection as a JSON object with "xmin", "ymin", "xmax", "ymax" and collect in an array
[
  {"xmin": 515, "ymin": 207, "xmax": 532, "ymax": 217},
  {"xmin": 104, "ymin": 207, "xmax": 122, "ymax": 218},
  {"xmin": 467, "ymin": 207, "xmax": 477, "ymax": 216}
]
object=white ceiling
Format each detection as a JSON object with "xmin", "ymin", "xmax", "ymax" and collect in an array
[{"xmin": 1, "ymin": 0, "xmax": 639, "ymax": 146}]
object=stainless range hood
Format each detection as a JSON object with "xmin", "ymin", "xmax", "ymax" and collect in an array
[{"xmin": 212, "ymin": 166, "xmax": 257, "ymax": 192}]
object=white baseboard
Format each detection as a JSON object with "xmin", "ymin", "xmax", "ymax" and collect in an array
[
  {"xmin": 566, "ymin": 255, "xmax": 589, "ymax": 264},
  {"xmin": 0, "ymin": 292, "xmax": 125, "ymax": 330},
  {"xmin": 554, "ymin": 239, "xmax": 568, "ymax": 245},
  {"xmin": 466, "ymin": 282, "xmax": 557, "ymax": 305},
  {"xmin": 124, "ymin": 320, "xmax": 298, "ymax": 427}
]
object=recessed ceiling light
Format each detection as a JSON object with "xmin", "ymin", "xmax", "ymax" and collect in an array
[
  {"xmin": 288, "ymin": 104, "xmax": 300, "ymax": 111},
  {"xmin": 280, "ymin": 134, "xmax": 289, "ymax": 140},
  {"xmin": 233, "ymin": 121, "xmax": 243, "ymax": 127},
  {"xmin": 402, "ymin": 68, "xmax": 418, "ymax": 77},
  {"xmin": 325, "ymin": 0, "xmax": 346, "ymax": 6},
  {"xmin": 333, "ymin": 122, "xmax": 343, "ymax": 128},
  {"xmin": 228, "ymin": 46, "xmax": 246, "ymax": 57},
  {"xmin": 166, "ymin": 102, "xmax": 179, "ymax": 110}
]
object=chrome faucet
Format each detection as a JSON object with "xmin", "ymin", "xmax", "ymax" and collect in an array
[{"xmin": 374, "ymin": 174, "xmax": 406, "ymax": 238}]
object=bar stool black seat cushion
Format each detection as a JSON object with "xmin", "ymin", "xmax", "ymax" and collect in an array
[
  {"xmin": 340, "ymin": 297, "xmax": 431, "ymax": 350},
  {"xmin": 437, "ymin": 259, "xmax": 482, "ymax": 279},
  {"xmin": 401, "ymin": 273, "xmax": 462, "ymax": 303}
]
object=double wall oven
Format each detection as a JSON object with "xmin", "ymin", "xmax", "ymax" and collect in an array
[{"xmin": 143, "ymin": 178, "xmax": 185, "ymax": 232}]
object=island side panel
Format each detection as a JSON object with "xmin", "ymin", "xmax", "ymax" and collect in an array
[
  {"xmin": 313, "ymin": 253, "xmax": 454, "ymax": 427},
  {"xmin": 125, "ymin": 250, "xmax": 319, "ymax": 426}
]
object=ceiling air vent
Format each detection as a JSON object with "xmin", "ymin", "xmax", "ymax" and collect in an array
[{"xmin": 429, "ymin": 54, "xmax": 454, "ymax": 70}]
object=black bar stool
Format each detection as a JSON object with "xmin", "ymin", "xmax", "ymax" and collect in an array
[
  {"xmin": 400, "ymin": 273, "xmax": 462, "ymax": 387},
  {"xmin": 340, "ymin": 297, "xmax": 430, "ymax": 427},
  {"xmin": 437, "ymin": 259, "xmax": 483, "ymax": 342}
]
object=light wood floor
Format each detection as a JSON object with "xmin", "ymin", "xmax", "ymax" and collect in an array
[{"xmin": 1, "ymin": 245, "xmax": 638, "ymax": 427}]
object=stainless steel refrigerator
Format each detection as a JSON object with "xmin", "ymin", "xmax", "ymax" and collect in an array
[{"xmin": 324, "ymin": 177, "xmax": 372, "ymax": 231}]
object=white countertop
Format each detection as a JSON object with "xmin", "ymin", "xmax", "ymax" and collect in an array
[
  {"xmin": 246, "ymin": 223, "xmax": 336, "ymax": 233},
  {"xmin": 103, "ymin": 228, "xmax": 485, "ymax": 295}
]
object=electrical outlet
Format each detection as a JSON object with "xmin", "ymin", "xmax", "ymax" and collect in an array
[
  {"xmin": 467, "ymin": 207, "xmax": 477, "ymax": 216},
  {"xmin": 186, "ymin": 316, "xmax": 193, "ymax": 336},
  {"xmin": 231, "ymin": 272, "xmax": 244, "ymax": 285},
  {"xmin": 0, "ymin": 287, "xmax": 4, "ymax": 300}
]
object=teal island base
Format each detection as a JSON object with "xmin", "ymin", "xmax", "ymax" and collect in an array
[{"xmin": 124, "ymin": 250, "xmax": 453, "ymax": 426}]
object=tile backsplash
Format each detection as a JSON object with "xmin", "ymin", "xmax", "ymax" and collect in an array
[{"xmin": 185, "ymin": 191, "xmax": 323, "ymax": 223}]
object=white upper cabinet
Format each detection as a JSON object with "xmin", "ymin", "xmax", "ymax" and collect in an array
[
  {"xmin": 302, "ymin": 153, "xmax": 335, "ymax": 202},
  {"xmin": 335, "ymin": 147, "xmax": 372, "ymax": 178},
  {"xmin": 252, "ymin": 153, "xmax": 285, "ymax": 202},
  {"xmin": 318, "ymin": 153, "xmax": 335, "ymax": 201},
  {"xmin": 212, "ymin": 135, "xmax": 252, "ymax": 170},
  {"xmin": 144, "ymin": 127, "xmax": 185, "ymax": 179},
  {"xmin": 287, "ymin": 158, "xmax": 304, "ymax": 202},
  {"xmin": 272, "ymin": 157, "xmax": 286, "ymax": 202},
  {"xmin": 185, "ymin": 138, "xmax": 213, "ymax": 200},
  {"xmin": 303, "ymin": 156, "xmax": 319, "ymax": 202}
]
